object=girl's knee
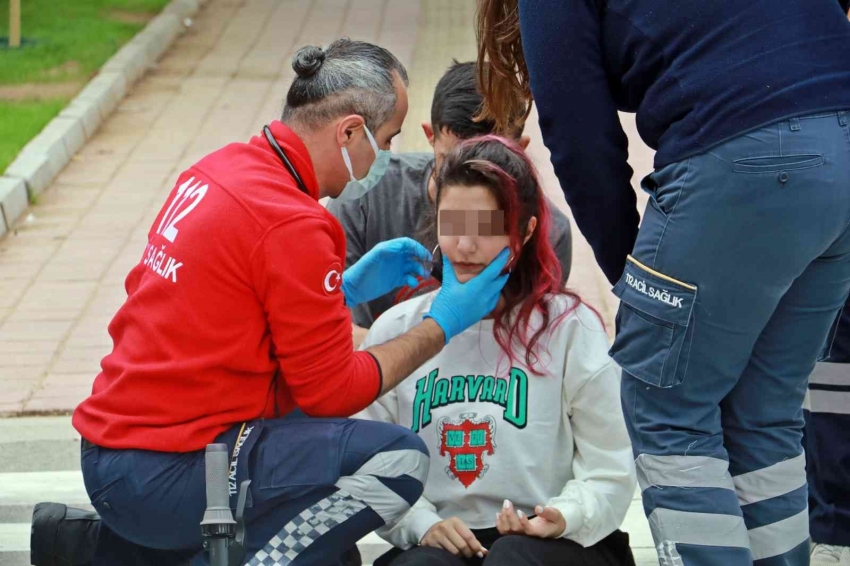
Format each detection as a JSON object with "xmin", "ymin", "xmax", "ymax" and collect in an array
[
  {"xmin": 385, "ymin": 546, "xmax": 465, "ymax": 566},
  {"xmin": 483, "ymin": 536, "xmax": 530, "ymax": 566}
]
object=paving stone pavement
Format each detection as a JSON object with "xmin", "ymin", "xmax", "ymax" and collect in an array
[
  {"xmin": 0, "ymin": 0, "xmax": 653, "ymax": 414},
  {"xmin": 0, "ymin": 0, "xmax": 658, "ymax": 563}
]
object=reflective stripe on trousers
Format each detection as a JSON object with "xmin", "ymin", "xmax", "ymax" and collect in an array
[
  {"xmin": 805, "ymin": 362, "xmax": 850, "ymax": 416},
  {"xmin": 635, "ymin": 454, "xmax": 808, "ymax": 561}
]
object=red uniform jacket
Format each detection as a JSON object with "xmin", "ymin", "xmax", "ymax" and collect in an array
[{"xmin": 72, "ymin": 121, "xmax": 381, "ymax": 452}]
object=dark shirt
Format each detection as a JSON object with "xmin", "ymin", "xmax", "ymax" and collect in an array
[{"xmin": 520, "ymin": 0, "xmax": 850, "ymax": 283}]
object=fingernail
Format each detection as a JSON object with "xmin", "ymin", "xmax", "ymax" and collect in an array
[
  {"xmin": 518, "ymin": 510, "xmax": 525, "ymax": 519},
  {"xmin": 496, "ymin": 512, "xmax": 501, "ymax": 522},
  {"xmin": 503, "ymin": 499, "xmax": 511, "ymax": 509},
  {"xmin": 477, "ymin": 552, "xmax": 484, "ymax": 558},
  {"xmin": 535, "ymin": 505, "xmax": 543, "ymax": 514}
]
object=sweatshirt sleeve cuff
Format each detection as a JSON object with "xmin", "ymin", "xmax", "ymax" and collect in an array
[
  {"xmin": 407, "ymin": 509, "xmax": 442, "ymax": 546},
  {"xmin": 550, "ymin": 500, "xmax": 585, "ymax": 540}
]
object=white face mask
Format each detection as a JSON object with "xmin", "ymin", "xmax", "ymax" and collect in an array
[{"xmin": 336, "ymin": 125, "xmax": 392, "ymax": 201}]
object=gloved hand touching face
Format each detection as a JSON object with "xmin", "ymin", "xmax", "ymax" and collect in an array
[
  {"xmin": 341, "ymin": 237, "xmax": 432, "ymax": 307},
  {"xmin": 425, "ymin": 247, "xmax": 511, "ymax": 344}
]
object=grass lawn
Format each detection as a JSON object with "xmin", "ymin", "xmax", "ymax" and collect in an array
[
  {"xmin": 0, "ymin": 0, "xmax": 171, "ymax": 172},
  {"xmin": 0, "ymin": 99, "xmax": 67, "ymax": 172}
]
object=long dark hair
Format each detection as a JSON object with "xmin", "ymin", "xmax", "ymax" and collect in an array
[
  {"xmin": 474, "ymin": 0, "xmax": 532, "ymax": 135},
  {"xmin": 435, "ymin": 135, "xmax": 588, "ymax": 374}
]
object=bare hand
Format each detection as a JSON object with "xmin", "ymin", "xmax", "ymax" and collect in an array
[
  {"xmin": 496, "ymin": 500, "xmax": 566, "ymax": 539},
  {"xmin": 420, "ymin": 517, "xmax": 488, "ymax": 558}
]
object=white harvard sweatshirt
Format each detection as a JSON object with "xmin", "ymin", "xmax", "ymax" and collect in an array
[{"xmin": 356, "ymin": 292, "xmax": 636, "ymax": 550}]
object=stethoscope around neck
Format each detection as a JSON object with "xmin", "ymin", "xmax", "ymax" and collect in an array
[{"xmin": 263, "ymin": 125, "xmax": 310, "ymax": 195}]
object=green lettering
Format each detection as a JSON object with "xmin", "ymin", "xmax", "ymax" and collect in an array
[
  {"xmin": 412, "ymin": 369, "xmax": 438, "ymax": 433},
  {"xmin": 467, "ymin": 375, "xmax": 485, "ymax": 400},
  {"xmin": 480, "ymin": 376, "xmax": 496, "ymax": 402},
  {"xmin": 504, "ymin": 368, "xmax": 529, "ymax": 428},
  {"xmin": 469, "ymin": 429, "xmax": 486, "ymax": 447},
  {"xmin": 455, "ymin": 454, "xmax": 476, "ymax": 472},
  {"xmin": 494, "ymin": 378, "xmax": 508, "ymax": 406},
  {"xmin": 449, "ymin": 376, "xmax": 466, "ymax": 403},
  {"xmin": 446, "ymin": 430, "xmax": 464, "ymax": 448},
  {"xmin": 433, "ymin": 378, "xmax": 450, "ymax": 408}
]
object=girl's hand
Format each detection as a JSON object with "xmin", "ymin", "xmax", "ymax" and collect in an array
[
  {"xmin": 496, "ymin": 500, "xmax": 567, "ymax": 539},
  {"xmin": 420, "ymin": 517, "xmax": 489, "ymax": 558}
]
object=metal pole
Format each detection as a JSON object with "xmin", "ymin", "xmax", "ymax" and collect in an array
[{"xmin": 9, "ymin": 0, "xmax": 21, "ymax": 48}]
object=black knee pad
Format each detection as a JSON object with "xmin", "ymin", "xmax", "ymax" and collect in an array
[{"xmin": 31, "ymin": 502, "xmax": 101, "ymax": 566}]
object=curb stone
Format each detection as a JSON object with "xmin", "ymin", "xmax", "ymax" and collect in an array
[
  {"xmin": 0, "ymin": 0, "xmax": 207, "ymax": 236},
  {"xmin": 0, "ymin": 177, "xmax": 28, "ymax": 239}
]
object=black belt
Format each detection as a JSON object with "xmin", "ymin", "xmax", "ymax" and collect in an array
[{"xmin": 81, "ymin": 437, "xmax": 97, "ymax": 451}]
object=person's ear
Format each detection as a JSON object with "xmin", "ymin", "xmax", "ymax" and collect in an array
[
  {"xmin": 337, "ymin": 115, "xmax": 366, "ymax": 147},
  {"xmin": 518, "ymin": 135, "xmax": 531, "ymax": 150},
  {"xmin": 523, "ymin": 216, "xmax": 538, "ymax": 245},
  {"xmin": 422, "ymin": 122, "xmax": 436, "ymax": 147}
]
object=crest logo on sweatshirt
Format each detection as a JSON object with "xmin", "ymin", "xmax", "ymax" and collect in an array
[{"xmin": 437, "ymin": 412, "xmax": 496, "ymax": 488}]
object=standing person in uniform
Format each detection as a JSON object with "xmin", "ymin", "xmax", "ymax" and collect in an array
[
  {"xmin": 806, "ymin": 9, "xmax": 850, "ymax": 566},
  {"xmin": 806, "ymin": 299, "xmax": 850, "ymax": 566},
  {"xmin": 357, "ymin": 136, "xmax": 636, "ymax": 566},
  {"xmin": 475, "ymin": 1, "xmax": 850, "ymax": 565},
  {"xmin": 327, "ymin": 60, "xmax": 572, "ymax": 346},
  {"xmin": 70, "ymin": 39, "xmax": 510, "ymax": 565}
]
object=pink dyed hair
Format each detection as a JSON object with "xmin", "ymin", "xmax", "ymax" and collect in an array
[{"xmin": 435, "ymin": 135, "xmax": 602, "ymax": 374}]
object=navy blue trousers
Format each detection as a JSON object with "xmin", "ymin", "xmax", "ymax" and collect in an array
[
  {"xmin": 81, "ymin": 410, "xmax": 429, "ymax": 565},
  {"xmin": 804, "ymin": 298, "xmax": 850, "ymax": 546},
  {"xmin": 612, "ymin": 111, "xmax": 850, "ymax": 566}
]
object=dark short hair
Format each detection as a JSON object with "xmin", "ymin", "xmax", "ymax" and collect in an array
[
  {"xmin": 431, "ymin": 61, "xmax": 524, "ymax": 140},
  {"xmin": 282, "ymin": 38, "xmax": 409, "ymax": 132}
]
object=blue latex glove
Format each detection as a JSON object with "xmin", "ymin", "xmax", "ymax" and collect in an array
[
  {"xmin": 342, "ymin": 237, "xmax": 431, "ymax": 308},
  {"xmin": 425, "ymin": 247, "xmax": 511, "ymax": 344}
]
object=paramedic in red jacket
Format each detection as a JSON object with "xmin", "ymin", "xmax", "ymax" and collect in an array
[{"xmin": 71, "ymin": 40, "xmax": 510, "ymax": 566}]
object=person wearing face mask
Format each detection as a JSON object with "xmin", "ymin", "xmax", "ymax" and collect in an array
[
  {"xmin": 327, "ymin": 61, "xmax": 573, "ymax": 349},
  {"xmin": 64, "ymin": 39, "xmax": 511, "ymax": 566}
]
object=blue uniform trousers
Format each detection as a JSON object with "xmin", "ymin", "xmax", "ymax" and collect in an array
[
  {"xmin": 80, "ymin": 410, "xmax": 429, "ymax": 565},
  {"xmin": 611, "ymin": 111, "xmax": 850, "ymax": 566}
]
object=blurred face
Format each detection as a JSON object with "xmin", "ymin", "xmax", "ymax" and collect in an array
[{"xmin": 438, "ymin": 184, "xmax": 509, "ymax": 283}]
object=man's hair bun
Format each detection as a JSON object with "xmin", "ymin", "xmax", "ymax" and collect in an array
[{"xmin": 292, "ymin": 45, "xmax": 326, "ymax": 78}]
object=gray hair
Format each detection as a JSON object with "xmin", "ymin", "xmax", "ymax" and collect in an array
[{"xmin": 281, "ymin": 38, "xmax": 409, "ymax": 132}]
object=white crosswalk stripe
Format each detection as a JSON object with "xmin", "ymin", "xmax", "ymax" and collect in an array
[
  {"xmin": 1, "ymin": 417, "xmax": 85, "ymax": 565},
  {"xmin": 0, "ymin": 471, "xmax": 89, "ymax": 506},
  {"xmin": 0, "ymin": 524, "xmax": 31, "ymax": 553},
  {"xmin": 1, "ymin": 417, "xmax": 657, "ymax": 565}
]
